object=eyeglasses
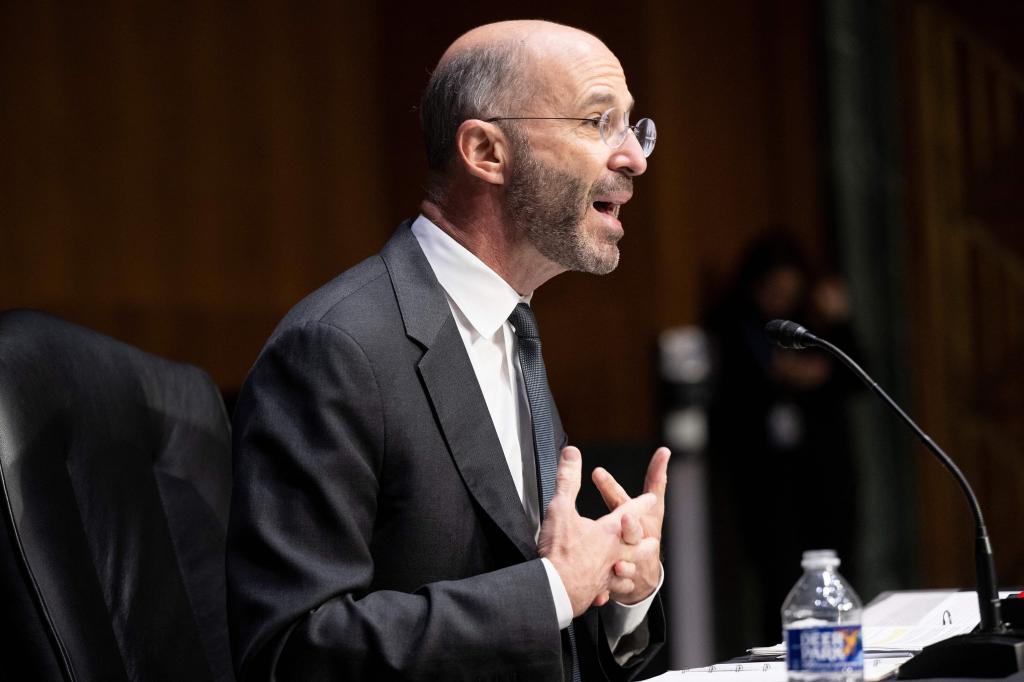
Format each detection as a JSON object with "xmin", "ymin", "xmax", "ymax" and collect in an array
[{"xmin": 484, "ymin": 107, "xmax": 657, "ymax": 158}]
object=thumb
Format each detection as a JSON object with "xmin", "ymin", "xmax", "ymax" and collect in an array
[{"xmin": 552, "ymin": 446, "xmax": 582, "ymax": 506}]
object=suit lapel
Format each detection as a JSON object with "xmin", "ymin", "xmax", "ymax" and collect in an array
[
  {"xmin": 381, "ymin": 224, "xmax": 537, "ymax": 560},
  {"xmin": 418, "ymin": 329, "xmax": 537, "ymax": 559}
]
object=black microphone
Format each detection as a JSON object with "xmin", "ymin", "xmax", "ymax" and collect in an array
[
  {"xmin": 764, "ymin": 319, "xmax": 1024, "ymax": 678},
  {"xmin": 763, "ymin": 319, "xmax": 817, "ymax": 350}
]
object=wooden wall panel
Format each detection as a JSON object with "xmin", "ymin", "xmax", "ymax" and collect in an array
[
  {"xmin": 0, "ymin": 0, "xmax": 386, "ymax": 388},
  {"xmin": 903, "ymin": 0, "xmax": 1024, "ymax": 589}
]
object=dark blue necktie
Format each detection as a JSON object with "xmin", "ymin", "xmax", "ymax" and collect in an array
[{"xmin": 509, "ymin": 302, "xmax": 582, "ymax": 682}]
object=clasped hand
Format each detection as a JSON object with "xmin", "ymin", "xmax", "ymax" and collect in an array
[{"xmin": 537, "ymin": 445, "xmax": 670, "ymax": 616}]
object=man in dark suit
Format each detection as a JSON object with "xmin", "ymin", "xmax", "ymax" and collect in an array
[{"xmin": 227, "ymin": 20, "xmax": 669, "ymax": 681}]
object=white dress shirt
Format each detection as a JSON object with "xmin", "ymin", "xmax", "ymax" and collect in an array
[{"xmin": 411, "ymin": 216, "xmax": 660, "ymax": 654}]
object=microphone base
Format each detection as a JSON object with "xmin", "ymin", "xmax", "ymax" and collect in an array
[{"xmin": 897, "ymin": 630, "xmax": 1024, "ymax": 679}]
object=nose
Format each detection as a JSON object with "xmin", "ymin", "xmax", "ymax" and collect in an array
[{"xmin": 608, "ymin": 129, "xmax": 648, "ymax": 177}]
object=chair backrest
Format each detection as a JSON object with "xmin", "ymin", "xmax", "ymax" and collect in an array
[{"xmin": 0, "ymin": 310, "xmax": 234, "ymax": 682}]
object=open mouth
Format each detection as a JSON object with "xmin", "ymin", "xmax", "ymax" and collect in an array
[{"xmin": 593, "ymin": 201, "xmax": 621, "ymax": 218}]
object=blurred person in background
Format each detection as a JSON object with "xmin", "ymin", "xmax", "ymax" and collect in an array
[{"xmin": 705, "ymin": 231, "xmax": 863, "ymax": 651}]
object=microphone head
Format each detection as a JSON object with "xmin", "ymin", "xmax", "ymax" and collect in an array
[{"xmin": 764, "ymin": 319, "xmax": 813, "ymax": 349}]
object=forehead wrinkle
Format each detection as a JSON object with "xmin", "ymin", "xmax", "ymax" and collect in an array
[{"xmin": 563, "ymin": 61, "xmax": 632, "ymax": 114}]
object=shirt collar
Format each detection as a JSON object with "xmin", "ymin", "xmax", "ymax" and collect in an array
[{"xmin": 411, "ymin": 214, "xmax": 531, "ymax": 338}]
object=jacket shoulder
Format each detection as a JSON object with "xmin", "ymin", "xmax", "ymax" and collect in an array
[{"xmin": 270, "ymin": 255, "xmax": 397, "ymax": 340}]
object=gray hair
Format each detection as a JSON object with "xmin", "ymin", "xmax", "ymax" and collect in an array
[{"xmin": 420, "ymin": 41, "xmax": 530, "ymax": 202}]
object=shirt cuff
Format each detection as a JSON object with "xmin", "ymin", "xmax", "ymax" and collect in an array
[
  {"xmin": 540, "ymin": 557, "xmax": 574, "ymax": 630},
  {"xmin": 604, "ymin": 563, "xmax": 665, "ymax": 639}
]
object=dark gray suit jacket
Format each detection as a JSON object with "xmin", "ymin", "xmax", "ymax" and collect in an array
[{"xmin": 226, "ymin": 222, "xmax": 664, "ymax": 681}]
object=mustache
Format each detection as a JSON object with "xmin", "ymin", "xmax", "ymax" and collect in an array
[{"xmin": 588, "ymin": 174, "xmax": 633, "ymax": 200}]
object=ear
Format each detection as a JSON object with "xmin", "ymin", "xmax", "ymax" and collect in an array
[{"xmin": 454, "ymin": 119, "xmax": 511, "ymax": 186}]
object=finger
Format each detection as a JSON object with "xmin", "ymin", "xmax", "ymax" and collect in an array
[
  {"xmin": 597, "ymin": 492, "xmax": 657, "ymax": 532},
  {"xmin": 592, "ymin": 591, "xmax": 610, "ymax": 607},
  {"xmin": 619, "ymin": 492, "xmax": 657, "ymax": 517},
  {"xmin": 644, "ymin": 447, "xmax": 671, "ymax": 507},
  {"xmin": 627, "ymin": 537, "xmax": 661, "ymax": 568},
  {"xmin": 613, "ymin": 560, "xmax": 637, "ymax": 578},
  {"xmin": 608, "ymin": 576, "xmax": 635, "ymax": 596},
  {"xmin": 620, "ymin": 513, "xmax": 643, "ymax": 545},
  {"xmin": 592, "ymin": 466, "xmax": 630, "ymax": 511},
  {"xmin": 553, "ymin": 446, "xmax": 582, "ymax": 505}
]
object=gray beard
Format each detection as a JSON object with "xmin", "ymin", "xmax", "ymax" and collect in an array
[{"xmin": 503, "ymin": 135, "xmax": 630, "ymax": 275}]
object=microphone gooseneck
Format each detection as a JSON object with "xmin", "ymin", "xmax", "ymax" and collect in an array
[{"xmin": 763, "ymin": 319, "xmax": 1002, "ymax": 636}]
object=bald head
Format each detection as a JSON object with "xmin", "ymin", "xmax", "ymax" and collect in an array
[
  {"xmin": 419, "ymin": 21, "xmax": 618, "ymax": 198},
  {"xmin": 440, "ymin": 20, "xmax": 606, "ymax": 67}
]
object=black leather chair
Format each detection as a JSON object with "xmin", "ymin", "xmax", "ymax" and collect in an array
[{"xmin": 0, "ymin": 310, "xmax": 234, "ymax": 681}]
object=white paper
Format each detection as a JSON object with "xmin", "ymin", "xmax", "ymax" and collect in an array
[{"xmin": 643, "ymin": 656, "xmax": 908, "ymax": 682}]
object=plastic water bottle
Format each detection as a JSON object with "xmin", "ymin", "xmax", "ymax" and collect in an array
[{"xmin": 782, "ymin": 549, "xmax": 863, "ymax": 681}]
